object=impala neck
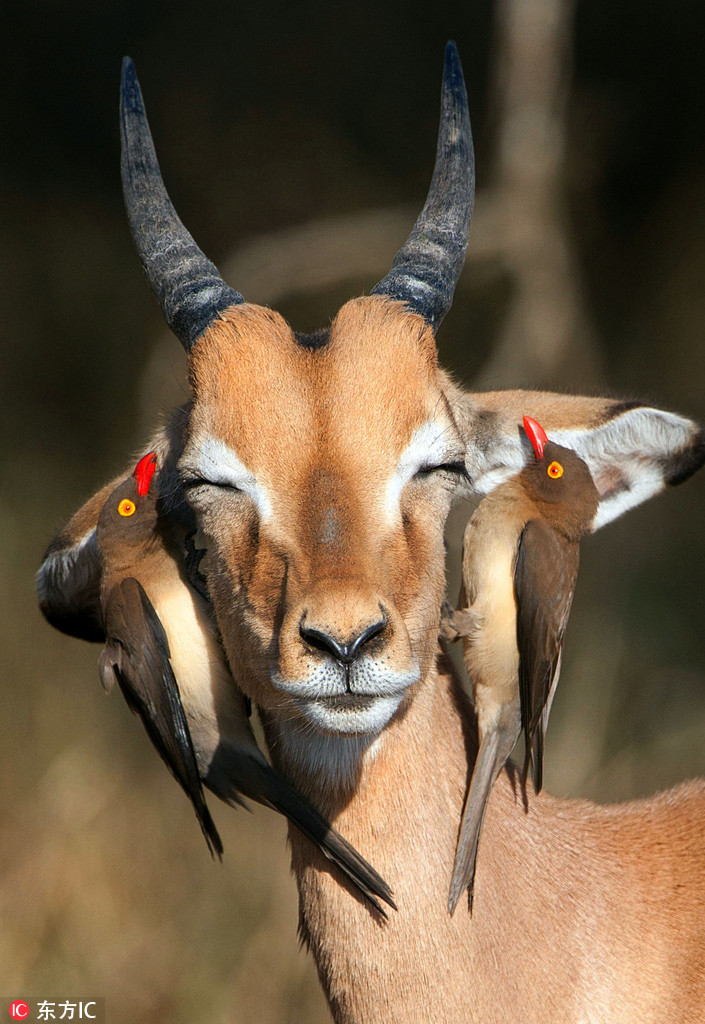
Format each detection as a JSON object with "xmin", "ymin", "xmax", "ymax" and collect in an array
[{"xmin": 262, "ymin": 654, "xmax": 526, "ymax": 1022}]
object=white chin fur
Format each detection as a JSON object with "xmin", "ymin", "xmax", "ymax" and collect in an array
[{"xmin": 296, "ymin": 693, "xmax": 405, "ymax": 736}]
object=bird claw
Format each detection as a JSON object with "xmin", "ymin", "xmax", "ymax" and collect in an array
[
  {"xmin": 440, "ymin": 601, "xmax": 479, "ymax": 640},
  {"xmin": 439, "ymin": 600, "xmax": 460, "ymax": 641},
  {"xmin": 452, "ymin": 608, "xmax": 480, "ymax": 637},
  {"xmin": 184, "ymin": 529, "xmax": 211, "ymax": 603}
]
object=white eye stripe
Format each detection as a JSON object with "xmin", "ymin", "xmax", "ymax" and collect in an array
[
  {"xmin": 184, "ymin": 423, "xmax": 463, "ymax": 525},
  {"xmin": 383, "ymin": 419, "xmax": 463, "ymax": 520},
  {"xmin": 180, "ymin": 436, "xmax": 272, "ymax": 519}
]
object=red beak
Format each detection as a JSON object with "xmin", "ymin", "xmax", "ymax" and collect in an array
[
  {"xmin": 133, "ymin": 451, "xmax": 158, "ymax": 496},
  {"xmin": 522, "ymin": 416, "xmax": 549, "ymax": 459}
]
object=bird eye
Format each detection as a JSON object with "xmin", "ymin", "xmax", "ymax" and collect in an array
[
  {"xmin": 118, "ymin": 498, "xmax": 136, "ymax": 517},
  {"xmin": 547, "ymin": 461, "xmax": 564, "ymax": 479}
]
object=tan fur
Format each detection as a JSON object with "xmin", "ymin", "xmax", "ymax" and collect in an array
[
  {"xmin": 471, "ymin": 388, "xmax": 622, "ymax": 425},
  {"xmin": 280, "ymin": 655, "xmax": 705, "ymax": 1024},
  {"xmin": 285, "ymin": 659, "xmax": 705, "ymax": 1024}
]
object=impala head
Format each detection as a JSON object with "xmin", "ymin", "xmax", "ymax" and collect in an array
[
  {"xmin": 120, "ymin": 45, "xmax": 474, "ymax": 745},
  {"xmin": 180, "ymin": 297, "xmax": 468, "ymax": 736}
]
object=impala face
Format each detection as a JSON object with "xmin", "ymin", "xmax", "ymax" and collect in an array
[{"xmin": 179, "ymin": 298, "xmax": 466, "ymax": 736}]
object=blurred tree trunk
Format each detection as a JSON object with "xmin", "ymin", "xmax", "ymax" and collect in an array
[{"xmin": 472, "ymin": 0, "xmax": 602, "ymax": 388}]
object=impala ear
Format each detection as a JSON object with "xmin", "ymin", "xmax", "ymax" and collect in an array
[
  {"xmin": 449, "ymin": 388, "xmax": 705, "ymax": 530},
  {"xmin": 37, "ymin": 484, "xmax": 114, "ymax": 642},
  {"xmin": 37, "ymin": 407, "xmax": 193, "ymax": 641}
]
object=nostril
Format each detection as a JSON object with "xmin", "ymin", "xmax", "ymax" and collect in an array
[
  {"xmin": 299, "ymin": 623, "xmax": 346, "ymax": 661},
  {"xmin": 299, "ymin": 613, "xmax": 387, "ymax": 666},
  {"xmin": 348, "ymin": 617, "xmax": 386, "ymax": 660}
]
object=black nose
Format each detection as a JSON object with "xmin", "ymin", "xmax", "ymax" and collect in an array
[{"xmin": 299, "ymin": 616, "xmax": 387, "ymax": 665}]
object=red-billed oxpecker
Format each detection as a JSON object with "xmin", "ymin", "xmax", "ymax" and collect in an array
[
  {"xmin": 97, "ymin": 452, "xmax": 222, "ymax": 856},
  {"xmin": 95, "ymin": 453, "xmax": 395, "ymax": 913},
  {"xmin": 447, "ymin": 416, "xmax": 598, "ymax": 915}
]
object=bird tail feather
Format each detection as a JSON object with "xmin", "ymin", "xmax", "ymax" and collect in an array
[
  {"xmin": 449, "ymin": 724, "xmax": 518, "ymax": 916},
  {"xmin": 206, "ymin": 748, "xmax": 395, "ymax": 916}
]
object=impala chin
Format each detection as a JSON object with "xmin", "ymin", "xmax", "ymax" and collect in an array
[
  {"xmin": 299, "ymin": 693, "xmax": 407, "ymax": 735},
  {"xmin": 272, "ymin": 661, "xmax": 420, "ymax": 736}
]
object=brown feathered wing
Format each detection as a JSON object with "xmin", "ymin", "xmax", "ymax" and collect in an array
[
  {"xmin": 514, "ymin": 520, "xmax": 579, "ymax": 794},
  {"xmin": 99, "ymin": 576, "xmax": 223, "ymax": 857}
]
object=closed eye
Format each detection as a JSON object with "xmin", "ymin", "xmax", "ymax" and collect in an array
[
  {"xmin": 415, "ymin": 461, "xmax": 469, "ymax": 482},
  {"xmin": 181, "ymin": 476, "xmax": 242, "ymax": 493}
]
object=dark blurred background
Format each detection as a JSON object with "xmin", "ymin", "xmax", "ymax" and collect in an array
[{"xmin": 2, "ymin": 1, "xmax": 704, "ymax": 1020}]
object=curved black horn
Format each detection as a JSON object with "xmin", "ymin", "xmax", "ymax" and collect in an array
[
  {"xmin": 120, "ymin": 57, "xmax": 243, "ymax": 351},
  {"xmin": 370, "ymin": 42, "xmax": 474, "ymax": 332}
]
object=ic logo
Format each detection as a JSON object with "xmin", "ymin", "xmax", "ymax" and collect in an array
[{"xmin": 8, "ymin": 1003, "xmax": 29, "ymax": 1020}]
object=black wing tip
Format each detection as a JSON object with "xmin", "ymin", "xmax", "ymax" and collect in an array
[
  {"xmin": 273, "ymin": 792, "xmax": 396, "ymax": 912},
  {"xmin": 323, "ymin": 836, "xmax": 396, "ymax": 914},
  {"xmin": 293, "ymin": 822, "xmax": 395, "ymax": 915},
  {"xmin": 207, "ymin": 753, "xmax": 395, "ymax": 913},
  {"xmin": 532, "ymin": 733, "xmax": 544, "ymax": 795},
  {"xmin": 201, "ymin": 808, "xmax": 224, "ymax": 861},
  {"xmin": 520, "ymin": 745, "xmax": 543, "ymax": 796},
  {"xmin": 364, "ymin": 893, "xmax": 389, "ymax": 919}
]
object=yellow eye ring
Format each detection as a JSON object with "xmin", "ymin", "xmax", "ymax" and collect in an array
[
  {"xmin": 547, "ymin": 461, "xmax": 564, "ymax": 479},
  {"xmin": 118, "ymin": 498, "xmax": 136, "ymax": 517}
]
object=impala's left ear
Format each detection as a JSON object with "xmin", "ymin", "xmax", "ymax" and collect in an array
[{"xmin": 448, "ymin": 386, "xmax": 705, "ymax": 530}]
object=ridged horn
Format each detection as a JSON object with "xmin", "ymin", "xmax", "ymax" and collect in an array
[
  {"xmin": 120, "ymin": 57, "xmax": 244, "ymax": 351},
  {"xmin": 370, "ymin": 41, "xmax": 474, "ymax": 332}
]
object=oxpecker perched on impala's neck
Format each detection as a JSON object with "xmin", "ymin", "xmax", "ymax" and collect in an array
[
  {"xmin": 95, "ymin": 453, "xmax": 395, "ymax": 913},
  {"xmin": 447, "ymin": 416, "xmax": 599, "ymax": 914}
]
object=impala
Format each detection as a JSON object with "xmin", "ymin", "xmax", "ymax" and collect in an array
[{"xmin": 39, "ymin": 45, "xmax": 705, "ymax": 1023}]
